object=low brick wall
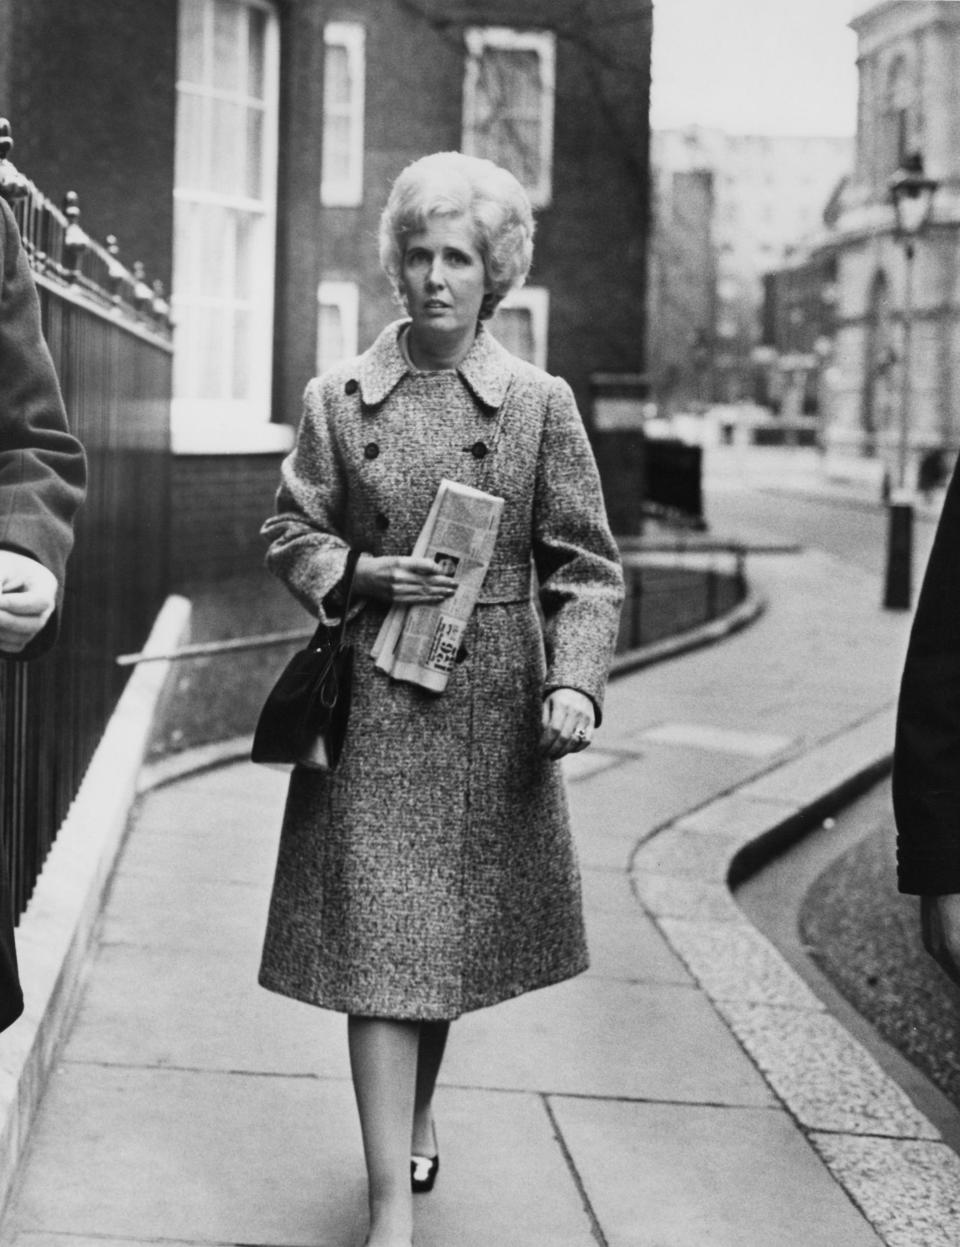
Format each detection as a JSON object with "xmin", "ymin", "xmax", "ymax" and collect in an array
[{"xmin": 169, "ymin": 452, "xmax": 285, "ymax": 587}]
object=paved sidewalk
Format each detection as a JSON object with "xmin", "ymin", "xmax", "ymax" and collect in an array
[{"xmin": 1, "ymin": 540, "xmax": 958, "ymax": 1244}]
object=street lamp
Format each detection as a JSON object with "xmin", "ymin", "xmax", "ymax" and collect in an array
[{"xmin": 883, "ymin": 151, "xmax": 939, "ymax": 610}]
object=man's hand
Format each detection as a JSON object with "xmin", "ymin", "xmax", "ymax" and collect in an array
[{"xmin": 0, "ymin": 551, "xmax": 58, "ymax": 653}]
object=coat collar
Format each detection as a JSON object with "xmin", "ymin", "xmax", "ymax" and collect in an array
[{"xmin": 358, "ymin": 320, "xmax": 514, "ymax": 415}]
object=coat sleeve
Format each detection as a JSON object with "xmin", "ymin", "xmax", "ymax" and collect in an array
[
  {"xmin": 893, "ymin": 457, "xmax": 960, "ymax": 894},
  {"xmin": 0, "ymin": 197, "xmax": 87, "ymax": 660},
  {"xmin": 261, "ymin": 376, "xmax": 353, "ymax": 624},
  {"xmin": 532, "ymin": 376, "xmax": 624, "ymax": 726}
]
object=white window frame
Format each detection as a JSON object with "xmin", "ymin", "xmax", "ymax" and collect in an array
[
  {"xmin": 321, "ymin": 22, "xmax": 366, "ymax": 206},
  {"xmin": 172, "ymin": 0, "xmax": 283, "ymax": 450},
  {"xmin": 316, "ymin": 280, "xmax": 360, "ymax": 375},
  {"xmin": 493, "ymin": 286, "xmax": 549, "ymax": 370},
  {"xmin": 463, "ymin": 26, "xmax": 556, "ymax": 208}
]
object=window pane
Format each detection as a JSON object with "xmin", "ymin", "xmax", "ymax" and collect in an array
[
  {"xmin": 197, "ymin": 306, "xmax": 227, "ymax": 397},
  {"xmin": 233, "ymin": 211, "xmax": 260, "ymax": 301},
  {"xmin": 198, "ymin": 203, "xmax": 232, "ymax": 297},
  {"xmin": 211, "ymin": 98, "xmax": 245, "ymax": 194},
  {"xmin": 213, "ymin": 0, "xmax": 242, "ymax": 91},
  {"xmin": 175, "ymin": 91, "xmax": 206, "ymax": 189},
  {"xmin": 475, "ymin": 49, "xmax": 542, "ymax": 189},
  {"xmin": 247, "ymin": 6, "xmax": 266, "ymax": 98},
  {"xmin": 325, "ymin": 44, "xmax": 350, "ymax": 108},
  {"xmin": 324, "ymin": 115, "xmax": 351, "ymax": 185},
  {"xmin": 317, "ymin": 303, "xmax": 345, "ymax": 373},
  {"xmin": 493, "ymin": 307, "xmax": 534, "ymax": 362},
  {"xmin": 174, "ymin": 201, "xmax": 203, "ymax": 294},
  {"xmin": 233, "ymin": 309, "xmax": 250, "ymax": 397},
  {"xmin": 178, "ymin": 0, "xmax": 206, "ymax": 84},
  {"xmin": 246, "ymin": 107, "xmax": 264, "ymax": 198}
]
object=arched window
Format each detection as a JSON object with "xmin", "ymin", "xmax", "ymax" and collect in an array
[{"xmin": 883, "ymin": 55, "xmax": 915, "ymax": 175}]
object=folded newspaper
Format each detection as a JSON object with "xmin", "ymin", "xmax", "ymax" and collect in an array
[{"xmin": 372, "ymin": 479, "xmax": 504, "ymax": 693}]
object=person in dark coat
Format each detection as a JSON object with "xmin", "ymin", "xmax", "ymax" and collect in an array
[
  {"xmin": 0, "ymin": 193, "xmax": 86, "ymax": 1029},
  {"xmin": 0, "ymin": 196, "xmax": 86, "ymax": 657},
  {"xmin": 258, "ymin": 152, "xmax": 623, "ymax": 1247},
  {"xmin": 893, "ymin": 452, "xmax": 960, "ymax": 980}
]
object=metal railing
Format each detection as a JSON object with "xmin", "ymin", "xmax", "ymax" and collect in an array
[
  {"xmin": 617, "ymin": 541, "xmax": 747, "ymax": 652},
  {"xmin": 0, "ymin": 120, "xmax": 173, "ymax": 919}
]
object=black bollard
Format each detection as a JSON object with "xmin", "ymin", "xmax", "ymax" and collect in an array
[{"xmin": 883, "ymin": 494, "xmax": 914, "ymax": 610}]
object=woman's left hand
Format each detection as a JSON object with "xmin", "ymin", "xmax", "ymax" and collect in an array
[{"xmin": 540, "ymin": 688, "xmax": 595, "ymax": 759}]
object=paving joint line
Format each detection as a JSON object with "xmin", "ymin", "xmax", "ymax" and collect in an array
[{"xmin": 541, "ymin": 1094, "xmax": 609, "ymax": 1247}]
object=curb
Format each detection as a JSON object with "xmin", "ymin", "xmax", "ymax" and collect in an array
[
  {"xmin": 0, "ymin": 595, "xmax": 192, "ymax": 1215},
  {"xmin": 630, "ymin": 709, "xmax": 960, "ymax": 1247},
  {"xmin": 610, "ymin": 590, "xmax": 766, "ymax": 679}
]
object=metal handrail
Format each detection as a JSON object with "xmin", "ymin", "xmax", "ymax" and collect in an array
[{"xmin": 116, "ymin": 629, "xmax": 314, "ymax": 667}]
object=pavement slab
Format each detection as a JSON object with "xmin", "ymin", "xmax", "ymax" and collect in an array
[
  {"xmin": 61, "ymin": 942, "xmax": 352, "ymax": 1078},
  {"xmin": 549, "ymin": 1097, "xmax": 885, "ymax": 1247},
  {"xmin": 579, "ymin": 868, "xmax": 692, "ymax": 986},
  {"xmin": 439, "ymin": 976, "xmax": 775, "ymax": 1106}
]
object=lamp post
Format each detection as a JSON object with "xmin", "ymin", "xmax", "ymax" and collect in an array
[{"xmin": 883, "ymin": 152, "xmax": 939, "ymax": 611}]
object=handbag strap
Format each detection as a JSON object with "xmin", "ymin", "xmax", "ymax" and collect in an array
[{"xmin": 309, "ymin": 547, "xmax": 361, "ymax": 650}]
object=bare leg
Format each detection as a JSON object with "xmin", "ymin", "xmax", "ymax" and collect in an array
[
  {"xmin": 412, "ymin": 1020, "xmax": 449, "ymax": 1155},
  {"xmin": 348, "ymin": 1016, "xmax": 419, "ymax": 1247}
]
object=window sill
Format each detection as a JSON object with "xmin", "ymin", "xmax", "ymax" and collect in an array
[{"xmin": 171, "ymin": 421, "xmax": 295, "ymax": 456}]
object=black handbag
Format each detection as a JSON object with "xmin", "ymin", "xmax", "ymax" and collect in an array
[{"xmin": 251, "ymin": 548, "xmax": 361, "ymax": 770}]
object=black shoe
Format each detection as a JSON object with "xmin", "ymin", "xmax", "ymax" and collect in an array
[{"xmin": 411, "ymin": 1152, "xmax": 439, "ymax": 1193}]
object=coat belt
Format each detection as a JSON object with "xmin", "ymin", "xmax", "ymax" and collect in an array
[{"xmin": 477, "ymin": 561, "xmax": 533, "ymax": 605}]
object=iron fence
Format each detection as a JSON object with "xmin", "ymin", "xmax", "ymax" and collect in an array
[
  {"xmin": 0, "ymin": 121, "xmax": 173, "ymax": 918},
  {"xmin": 617, "ymin": 541, "xmax": 747, "ymax": 652}
]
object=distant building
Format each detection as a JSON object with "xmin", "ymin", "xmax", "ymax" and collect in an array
[
  {"xmin": 647, "ymin": 168, "xmax": 716, "ymax": 411},
  {"xmin": 818, "ymin": 0, "xmax": 960, "ymax": 486},
  {"xmin": 650, "ymin": 127, "xmax": 853, "ymax": 403},
  {"xmin": 0, "ymin": 0, "xmax": 653, "ymax": 577}
]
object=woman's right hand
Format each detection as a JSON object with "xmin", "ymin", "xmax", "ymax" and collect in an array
[{"xmin": 354, "ymin": 554, "xmax": 457, "ymax": 605}]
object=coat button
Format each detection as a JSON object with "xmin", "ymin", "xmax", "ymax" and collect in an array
[
  {"xmin": 364, "ymin": 442, "xmax": 380, "ymax": 460},
  {"xmin": 375, "ymin": 512, "xmax": 390, "ymax": 531},
  {"xmin": 470, "ymin": 440, "xmax": 489, "ymax": 460},
  {"xmin": 345, "ymin": 378, "xmax": 359, "ymax": 395},
  {"xmin": 456, "ymin": 644, "xmax": 469, "ymax": 664}
]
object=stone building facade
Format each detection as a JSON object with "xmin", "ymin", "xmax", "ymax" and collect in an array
[{"xmin": 823, "ymin": 0, "xmax": 960, "ymax": 484}]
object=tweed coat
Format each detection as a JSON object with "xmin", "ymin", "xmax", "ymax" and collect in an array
[
  {"xmin": 258, "ymin": 320, "xmax": 624, "ymax": 1020},
  {"xmin": 0, "ymin": 197, "xmax": 86, "ymax": 660},
  {"xmin": 894, "ymin": 455, "xmax": 960, "ymax": 894}
]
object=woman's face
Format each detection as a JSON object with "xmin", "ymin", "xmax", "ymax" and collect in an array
[{"xmin": 399, "ymin": 214, "xmax": 490, "ymax": 340}]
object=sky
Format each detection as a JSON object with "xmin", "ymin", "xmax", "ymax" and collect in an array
[{"xmin": 651, "ymin": 0, "xmax": 866, "ymax": 137}]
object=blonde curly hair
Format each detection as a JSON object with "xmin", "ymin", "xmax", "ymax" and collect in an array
[{"xmin": 378, "ymin": 151, "xmax": 535, "ymax": 320}]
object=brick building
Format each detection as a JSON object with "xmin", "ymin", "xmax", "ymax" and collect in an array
[{"xmin": 0, "ymin": 0, "xmax": 652, "ymax": 578}]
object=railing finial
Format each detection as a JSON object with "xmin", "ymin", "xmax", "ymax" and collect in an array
[
  {"xmin": 62, "ymin": 191, "xmax": 87, "ymax": 280},
  {"xmin": 0, "ymin": 118, "xmax": 28, "ymax": 202}
]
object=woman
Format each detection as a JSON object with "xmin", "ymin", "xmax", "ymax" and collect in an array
[{"xmin": 259, "ymin": 151, "xmax": 624, "ymax": 1247}]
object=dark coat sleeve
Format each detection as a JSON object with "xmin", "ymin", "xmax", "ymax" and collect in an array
[
  {"xmin": 0, "ymin": 197, "xmax": 86, "ymax": 659},
  {"xmin": 893, "ymin": 457, "xmax": 960, "ymax": 893}
]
